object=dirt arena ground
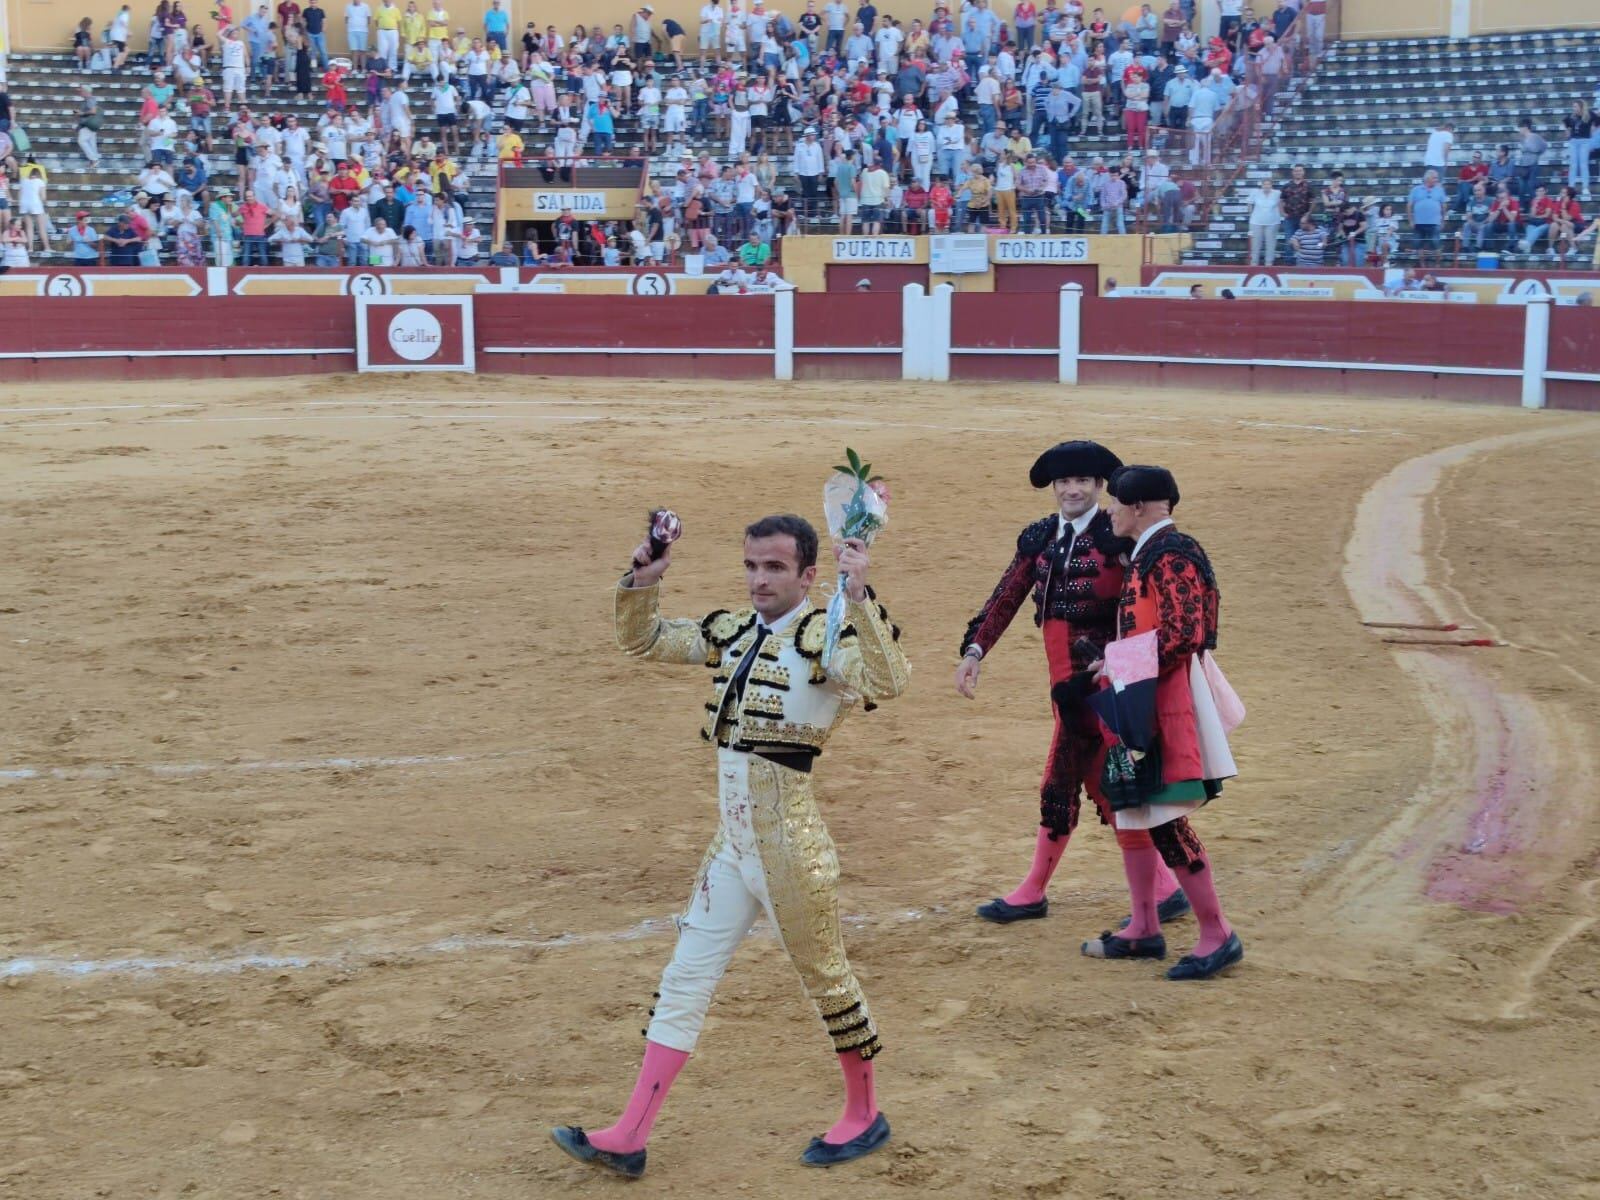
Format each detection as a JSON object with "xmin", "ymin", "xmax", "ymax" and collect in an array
[{"xmin": 2, "ymin": 376, "xmax": 1598, "ymax": 1199}]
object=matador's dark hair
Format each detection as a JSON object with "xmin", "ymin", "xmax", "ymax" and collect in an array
[{"xmin": 744, "ymin": 514, "xmax": 819, "ymax": 571}]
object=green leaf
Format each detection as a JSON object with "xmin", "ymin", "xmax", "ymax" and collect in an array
[
  {"xmin": 860, "ymin": 463, "xmax": 871, "ymax": 477},
  {"xmin": 833, "ymin": 464, "xmax": 852, "ymax": 475},
  {"xmin": 846, "ymin": 447, "xmax": 862, "ymax": 472}
]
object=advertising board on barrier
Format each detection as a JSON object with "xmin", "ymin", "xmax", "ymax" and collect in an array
[
  {"xmin": 929, "ymin": 234, "xmax": 990, "ymax": 274},
  {"xmin": 831, "ymin": 237, "xmax": 920, "ymax": 261},
  {"xmin": 992, "ymin": 237, "xmax": 1091, "ymax": 262},
  {"xmin": 355, "ymin": 294, "xmax": 475, "ymax": 373},
  {"xmin": 1148, "ymin": 268, "xmax": 1600, "ymax": 306}
]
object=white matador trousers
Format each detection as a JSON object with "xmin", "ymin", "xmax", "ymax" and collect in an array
[{"xmin": 645, "ymin": 748, "xmax": 882, "ymax": 1059}]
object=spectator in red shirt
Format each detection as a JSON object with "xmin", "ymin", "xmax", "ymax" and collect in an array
[
  {"xmin": 928, "ymin": 175, "xmax": 954, "ymax": 231},
  {"xmin": 1489, "ymin": 183, "xmax": 1521, "ymax": 250},
  {"xmin": 1204, "ymin": 36, "xmax": 1231, "ymax": 76},
  {"xmin": 239, "ymin": 187, "xmax": 272, "ymax": 263},
  {"xmin": 328, "ymin": 162, "xmax": 362, "ymax": 210},
  {"xmin": 902, "ymin": 178, "xmax": 929, "ymax": 232},
  {"xmin": 1454, "ymin": 150, "xmax": 1489, "ymax": 213},
  {"xmin": 1520, "ymin": 185, "xmax": 1558, "ymax": 254},
  {"xmin": 1547, "ymin": 185, "xmax": 1584, "ymax": 261}
]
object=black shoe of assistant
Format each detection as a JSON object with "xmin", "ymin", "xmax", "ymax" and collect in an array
[
  {"xmin": 549, "ymin": 1126, "xmax": 647, "ymax": 1179},
  {"xmin": 1081, "ymin": 930, "xmax": 1168, "ymax": 959},
  {"xmin": 1117, "ymin": 887, "xmax": 1192, "ymax": 930},
  {"xmin": 1166, "ymin": 931, "xmax": 1245, "ymax": 981},
  {"xmin": 801, "ymin": 1112, "xmax": 892, "ymax": 1167},
  {"xmin": 976, "ymin": 897, "xmax": 1049, "ymax": 923}
]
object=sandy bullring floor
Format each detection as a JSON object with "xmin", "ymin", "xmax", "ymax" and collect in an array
[{"xmin": 1, "ymin": 377, "xmax": 1598, "ymax": 1199}]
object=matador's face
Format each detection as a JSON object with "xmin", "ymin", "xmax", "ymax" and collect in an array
[
  {"xmin": 743, "ymin": 535, "xmax": 817, "ymax": 622},
  {"xmin": 1051, "ymin": 475, "xmax": 1102, "ymax": 521}
]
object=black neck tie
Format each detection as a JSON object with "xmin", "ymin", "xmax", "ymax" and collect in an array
[{"xmin": 729, "ymin": 625, "xmax": 771, "ymax": 705}]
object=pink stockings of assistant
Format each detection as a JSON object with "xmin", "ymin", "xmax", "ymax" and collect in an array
[{"xmin": 1005, "ymin": 824, "xmax": 1181, "ymax": 909}]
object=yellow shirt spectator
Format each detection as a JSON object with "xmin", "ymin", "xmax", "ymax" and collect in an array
[
  {"xmin": 497, "ymin": 130, "xmax": 524, "ymax": 161},
  {"xmin": 401, "ymin": 9, "xmax": 426, "ymax": 41},
  {"xmin": 427, "ymin": 8, "xmax": 449, "ymax": 38},
  {"xmin": 375, "ymin": 3, "xmax": 401, "ymax": 30},
  {"xmin": 429, "ymin": 158, "xmax": 459, "ymax": 192},
  {"xmin": 407, "ymin": 42, "xmax": 431, "ymax": 70}
]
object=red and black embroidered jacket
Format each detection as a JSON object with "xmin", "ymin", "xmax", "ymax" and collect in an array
[
  {"xmin": 1116, "ymin": 524, "xmax": 1220, "ymax": 785},
  {"xmin": 960, "ymin": 510, "xmax": 1131, "ymax": 669},
  {"xmin": 1118, "ymin": 525, "xmax": 1220, "ymax": 663}
]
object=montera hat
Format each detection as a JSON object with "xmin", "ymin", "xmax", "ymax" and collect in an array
[
  {"xmin": 1029, "ymin": 439, "xmax": 1123, "ymax": 488},
  {"xmin": 1108, "ymin": 464, "xmax": 1180, "ymax": 507}
]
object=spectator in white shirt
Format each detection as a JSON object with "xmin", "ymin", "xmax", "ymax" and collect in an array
[
  {"xmin": 699, "ymin": 1, "xmax": 724, "ymax": 62},
  {"xmin": 363, "ymin": 216, "xmax": 401, "ymax": 264},
  {"xmin": 1423, "ymin": 120, "xmax": 1455, "ymax": 174},
  {"xmin": 346, "ymin": 0, "xmax": 373, "ymax": 72},
  {"xmin": 1246, "ymin": 176, "xmax": 1282, "ymax": 265},
  {"xmin": 270, "ymin": 213, "xmax": 315, "ymax": 264},
  {"xmin": 453, "ymin": 218, "xmax": 483, "ymax": 262},
  {"xmin": 339, "ymin": 193, "xmax": 374, "ymax": 263}
]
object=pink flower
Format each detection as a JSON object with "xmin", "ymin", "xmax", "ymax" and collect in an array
[{"xmin": 867, "ymin": 478, "xmax": 891, "ymax": 505}]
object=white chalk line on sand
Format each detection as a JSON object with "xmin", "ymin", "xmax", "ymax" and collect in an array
[
  {"xmin": 0, "ymin": 748, "xmax": 543, "ymax": 783},
  {"xmin": 0, "ymin": 399, "xmax": 1404, "ymax": 438},
  {"xmin": 0, "ymin": 908, "xmax": 944, "ymax": 981}
]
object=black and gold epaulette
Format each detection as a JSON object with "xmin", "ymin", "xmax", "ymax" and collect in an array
[
  {"xmin": 701, "ymin": 608, "xmax": 756, "ymax": 669},
  {"xmin": 794, "ymin": 610, "xmax": 835, "ymax": 684},
  {"xmin": 1017, "ymin": 515, "xmax": 1057, "ymax": 557}
]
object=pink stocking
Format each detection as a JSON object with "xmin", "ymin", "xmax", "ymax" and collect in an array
[
  {"xmin": 1179, "ymin": 850, "xmax": 1233, "ymax": 956},
  {"xmin": 586, "ymin": 1040, "xmax": 690, "ymax": 1154},
  {"xmin": 825, "ymin": 1051, "xmax": 879, "ymax": 1144},
  {"xmin": 1115, "ymin": 832, "xmax": 1163, "ymax": 940},
  {"xmin": 1003, "ymin": 826, "xmax": 1068, "ymax": 906},
  {"xmin": 1154, "ymin": 856, "xmax": 1182, "ymax": 902}
]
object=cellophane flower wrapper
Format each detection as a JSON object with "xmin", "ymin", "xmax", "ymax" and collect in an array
[{"xmin": 821, "ymin": 452, "xmax": 889, "ymax": 670}]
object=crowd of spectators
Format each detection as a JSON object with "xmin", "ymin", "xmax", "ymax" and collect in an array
[
  {"xmin": 1240, "ymin": 104, "xmax": 1600, "ymax": 270},
  {"xmin": 0, "ymin": 0, "xmax": 1316, "ymax": 266}
]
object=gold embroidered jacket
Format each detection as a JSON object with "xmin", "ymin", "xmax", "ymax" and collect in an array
[{"xmin": 615, "ymin": 580, "xmax": 911, "ymax": 757}]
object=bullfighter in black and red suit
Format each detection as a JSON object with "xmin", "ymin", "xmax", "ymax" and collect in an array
[
  {"xmin": 1085, "ymin": 464, "xmax": 1244, "ymax": 979},
  {"xmin": 954, "ymin": 440, "xmax": 1191, "ymax": 929}
]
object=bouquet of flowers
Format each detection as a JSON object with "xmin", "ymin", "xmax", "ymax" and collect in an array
[{"xmin": 821, "ymin": 447, "xmax": 890, "ymax": 669}]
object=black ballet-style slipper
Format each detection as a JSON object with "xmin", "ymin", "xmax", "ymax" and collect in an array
[
  {"xmin": 1166, "ymin": 931, "xmax": 1244, "ymax": 981},
  {"xmin": 976, "ymin": 897, "xmax": 1049, "ymax": 923},
  {"xmin": 1117, "ymin": 887, "xmax": 1192, "ymax": 929},
  {"xmin": 1081, "ymin": 930, "xmax": 1168, "ymax": 960},
  {"xmin": 549, "ymin": 1125, "xmax": 647, "ymax": 1179},
  {"xmin": 801, "ymin": 1112, "xmax": 892, "ymax": 1167}
]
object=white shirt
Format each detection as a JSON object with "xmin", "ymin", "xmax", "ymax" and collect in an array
[
  {"xmin": 1131, "ymin": 517, "xmax": 1174, "ymax": 563},
  {"xmin": 1246, "ymin": 186, "xmax": 1280, "ymax": 226},
  {"xmin": 761, "ymin": 598, "xmax": 809, "ymax": 636},
  {"xmin": 1423, "ymin": 128, "xmax": 1454, "ymax": 167},
  {"xmin": 270, "ymin": 224, "xmax": 314, "ymax": 264},
  {"xmin": 363, "ymin": 225, "xmax": 400, "ymax": 264},
  {"xmin": 346, "ymin": 1, "xmax": 371, "ymax": 30},
  {"xmin": 793, "ymin": 139, "xmax": 825, "ymax": 175}
]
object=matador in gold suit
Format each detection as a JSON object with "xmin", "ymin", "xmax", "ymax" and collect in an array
[{"xmin": 551, "ymin": 514, "xmax": 909, "ymax": 1179}]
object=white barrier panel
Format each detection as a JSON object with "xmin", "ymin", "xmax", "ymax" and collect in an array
[
  {"xmin": 355, "ymin": 295, "xmax": 476, "ymax": 373},
  {"xmin": 1522, "ymin": 294, "xmax": 1551, "ymax": 410}
]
